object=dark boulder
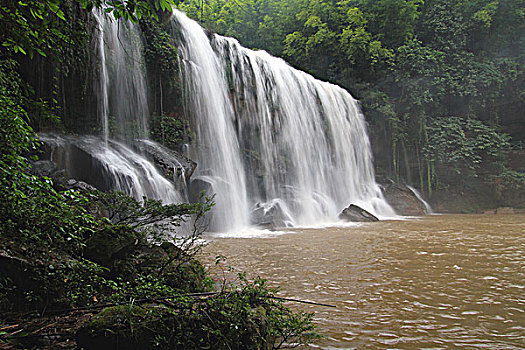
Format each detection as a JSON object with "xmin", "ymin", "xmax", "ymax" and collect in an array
[
  {"xmin": 29, "ymin": 160, "xmax": 69, "ymax": 188},
  {"xmin": 188, "ymin": 178, "xmax": 214, "ymax": 203},
  {"xmin": 76, "ymin": 305, "xmax": 156, "ymax": 350},
  {"xmin": 29, "ymin": 160, "xmax": 57, "ymax": 177},
  {"xmin": 83, "ymin": 225, "xmax": 139, "ymax": 268},
  {"xmin": 339, "ymin": 204, "xmax": 379, "ymax": 222}
]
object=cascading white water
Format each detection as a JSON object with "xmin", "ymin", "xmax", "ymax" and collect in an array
[
  {"xmin": 172, "ymin": 10, "xmax": 394, "ymax": 231},
  {"xmin": 39, "ymin": 134, "xmax": 183, "ymax": 204},
  {"xmin": 77, "ymin": 12, "xmax": 184, "ymax": 204},
  {"xmin": 94, "ymin": 11, "xmax": 149, "ymax": 141},
  {"xmin": 173, "ymin": 12, "xmax": 250, "ymax": 231},
  {"xmin": 407, "ymin": 185, "xmax": 433, "ymax": 214}
]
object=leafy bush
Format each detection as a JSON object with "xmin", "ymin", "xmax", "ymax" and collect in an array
[
  {"xmin": 77, "ymin": 275, "xmax": 318, "ymax": 350},
  {"xmin": 423, "ymin": 116, "xmax": 510, "ymax": 173},
  {"xmin": 150, "ymin": 113, "xmax": 192, "ymax": 150}
]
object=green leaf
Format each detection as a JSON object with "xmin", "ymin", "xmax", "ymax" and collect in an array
[{"xmin": 56, "ymin": 9, "xmax": 66, "ymax": 21}]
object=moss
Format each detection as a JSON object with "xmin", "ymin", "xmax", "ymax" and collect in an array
[
  {"xmin": 76, "ymin": 305, "xmax": 162, "ymax": 349},
  {"xmin": 76, "ymin": 294, "xmax": 273, "ymax": 350}
]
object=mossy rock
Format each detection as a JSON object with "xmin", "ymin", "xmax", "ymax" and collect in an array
[
  {"xmin": 76, "ymin": 305, "xmax": 165, "ymax": 349},
  {"xmin": 83, "ymin": 225, "xmax": 140, "ymax": 267},
  {"xmin": 77, "ymin": 297, "xmax": 272, "ymax": 350}
]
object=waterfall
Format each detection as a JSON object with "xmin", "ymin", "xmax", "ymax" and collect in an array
[
  {"xmin": 173, "ymin": 13, "xmax": 250, "ymax": 231},
  {"xmin": 49, "ymin": 9, "xmax": 393, "ymax": 232},
  {"xmin": 48, "ymin": 12, "xmax": 184, "ymax": 205},
  {"xmin": 172, "ymin": 10, "xmax": 394, "ymax": 231},
  {"xmin": 407, "ymin": 185, "xmax": 433, "ymax": 214},
  {"xmin": 94, "ymin": 11, "xmax": 149, "ymax": 141}
]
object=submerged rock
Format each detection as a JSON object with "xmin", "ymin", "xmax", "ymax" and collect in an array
[{"xmin": 339, "ymin": 204, "xmax": 379, "ymax": 222}]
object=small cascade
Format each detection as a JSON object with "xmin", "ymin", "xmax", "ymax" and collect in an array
[
  {"xmin": 39, "ymin": 134, "xmax": 183, "ymax": 203},
  {"xmin": 41, "ymin": 12, "xmax": 185, "ymax": 205},
  {"xmin": 407, "ymin": 185, "xmax": 433, "ymax": 214},
  {"xmin": 172, "ymin": 10, "xmax": 394, "ymax": 231},
  {"xmin": 94, "ymin": 11, "xmax": 149, "ymax": 141}
]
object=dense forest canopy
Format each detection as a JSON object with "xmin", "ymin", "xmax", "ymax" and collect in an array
[{"xmin": 180, "ymin": 0, "xmax": 524, "ymax": 194}]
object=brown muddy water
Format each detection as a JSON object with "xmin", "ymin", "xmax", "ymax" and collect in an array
[{"xmin": 201, "ymin": 214, "xmax": 525, "ymax": 349}]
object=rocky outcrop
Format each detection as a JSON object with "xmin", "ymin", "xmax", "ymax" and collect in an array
[
  {"xmin": 380, "ymin": 180, "xmax": 427, "ymax": 216},
  {"xmin": 36, "ymin": 134, "xmax": 193, "ymax": 199},
  {"xmin": 29, "ymin": 159, "xmax": 97, "ymax": 192},
  {"xmin": 339, "ymin": 204, "xmax": 379, "ymax": 222}
]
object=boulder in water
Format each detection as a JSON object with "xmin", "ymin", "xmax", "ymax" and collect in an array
[
  {"xmin": 339, "ymin": 204, "xmax": 379, "ymax": 222},
  {"xmin": 380, "ymin": 179, "xmax": 427, "ymax": 215},
  {"xmin": 251, "ymin": 201, "xmax": 291, "ymax": 229}
]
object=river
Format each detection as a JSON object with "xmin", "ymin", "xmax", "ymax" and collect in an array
[{"xmin": 201, "ymin": 214, "xmax": 525, "ymax": 349}]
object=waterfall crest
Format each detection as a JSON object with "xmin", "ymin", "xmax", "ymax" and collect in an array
[{"xmin": 172, "ymin": 10, "xmax": 394, "ymax": 231}]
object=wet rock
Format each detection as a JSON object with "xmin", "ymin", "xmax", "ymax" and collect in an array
[
  {"xmin": 339, "ymin": 204, "xmax": 379, "ymax": 222},
  {"xmin": 188, "ymin": 178, "xmax": 214, "ymax": 203},
  {"xmin": 66, "ymin": 179, "xmax": 97, "ymax": 192},
  {"xmin": 380, "ymin": 180, "xmax": 427, "ymax": 216},
  {"xmin": 37, "ymin": 134, "xmax": 112, "ymax": 191},
  {"xmin": 132, "ymin": 139, "xmax": 197, "ymax": 184},
  {"xmin": 251, "ymin": 201, "xmax": 290, "ymax": 229}
]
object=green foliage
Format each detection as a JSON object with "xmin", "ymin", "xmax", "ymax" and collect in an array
[
  {"xmin": 77, "ymin": 275, "xmax": 318, "ymax": 349},
  {"xmin": 491, "ymin": 167, "xmax": 525, "ymax": 192},
  {"xmin": 423, "ymin": 116, "xmax": 510, "ymax": 173},
  {"xmin": 0, "ymin": 59, "xmax": 58, "ymax": 156},
  {"xmin": 150, "ymin": 113, "xmax": 192, "ymax": 149}
]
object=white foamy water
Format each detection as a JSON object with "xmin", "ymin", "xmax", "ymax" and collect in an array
[{"xmin": 172, "ymin": 10, "xmax": 394, "ymax": 232}]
